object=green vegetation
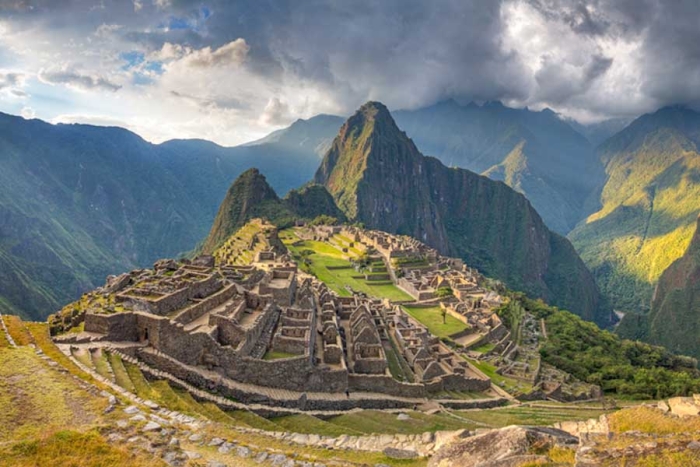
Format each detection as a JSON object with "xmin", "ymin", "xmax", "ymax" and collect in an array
[
  {"xmin": 517, "ymin": 295, "xmax": 700, "ymax": 399},
  {"xmin": 402, "ymin": 305, "xmax": 467, "ymax": 338},
  {"xmin": 466, "ymin": 358, "xmax": 533, "ymax": 394},
  {"xmin": 282, "ymin": 233, "xmax": 413, "ymax": 301},
  {"xmin": 451, "ymin": 404, "xmax": 609, "ymax": 428},
  {"xmin": 570, "ymin": 107, "xmax": 700, "ymax": 315},
  {"xmin": 202, "ymin": 169, "xmax": 344, "ymax": 254},
  {"xmin": 315, "ymin": 101, "xmax": 610, "ymax": 325}
]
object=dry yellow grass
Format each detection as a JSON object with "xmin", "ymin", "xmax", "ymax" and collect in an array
[
  {"xmin": 610, "ymin": 406, "xmax": 700, "ymax": 435},
  {"xmin": 2, "ymin": 315, "xmax": 34, "ymax": 346},
  {"xmin": 0, "ymin": 429, "xmax": 165, "ymax": 467}
]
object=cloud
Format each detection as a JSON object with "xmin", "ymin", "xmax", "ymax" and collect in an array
[
  {"xmin": 38, "ymin": 68, "xmax": 122, "ymax": 92},
  {"xmin": 174, "ymin": 39, "xmax": 249, "ymax": 69},
  {"xmin": 258, "ymin": 97, "xmax": 291, "ymax": 126},
  {"xmin": 4, "ymin": 0, "xmax": 700, "ymax": 142},
  {"xmin": 20, "ymin": 106, "xmax": 35, "ymax": 119}
]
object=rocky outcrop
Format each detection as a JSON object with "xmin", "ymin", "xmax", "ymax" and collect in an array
[
  {"xmin": 428, "ymin": 425, "xmax": 578, "ymax": 467},
  {"xmin": 315, "ymin": 101, "xmax": 612, "ymax": 325}
]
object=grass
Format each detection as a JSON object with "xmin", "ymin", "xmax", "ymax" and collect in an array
[
  {"xmin": 0, "ymin": 429, "xmax": 165, "ymax": 467},
  {"xmin": 0, "ymin": 346, "xmax": 105, "ymax": 443},
  {"xmin": 609, "ymin": 406, "xmax": 700, "ymax": 435},
  {"xmin": 108, "ymin": 353, "xmax": 136, "ymax": 393},
  {"xmin": 271, "ymin": 414, "xmax": 358, "ymax": 436},
  {"xmin": 3, "ymin": 315, "xmax": 34, "ymax": 346},
  {"xmin": 402, "ymin": 305, "xmax": 467, "ymax": 338},
  {"xmin": 465, "ymin": 357, "xmax": 533, "ymax": 394},
  {"xmin": 90, "ymin": 349, "xmax": 113, "ymax": 380},
  {"xmin": 452, "ymin": 405, "xmax": 610, "ymax": 428},
  {"xmin": 225, "ymin": 410, "xmax": 280, "ymax": 431},
  {"xmin": 283, "ymin": 233, "xmax": 413, "ymax": 301},
  {"xmin": 472, "ymin": 342, "xmax": 496, "ymax": 353},
  {"xmin": 263, "ymin": 349, "xmax": 298, "ymax": 360},
  {"xmin": 328, "ymin": 410, "xmax": 475, "ymax": 434}
]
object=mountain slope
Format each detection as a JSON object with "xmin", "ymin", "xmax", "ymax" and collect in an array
[
  {"xmin": 392, "ymin": 100, "xmax": 604, "ymax": 233},
  {"xmin": 623, "ymin": 216, "xmax": 700, "ymax": 358},
  {"xmin": 315, "ymin": 102, "xmax": 611, "ymax": 325},
  {"xmin": 569, "ymin": 106, "xmax": 700, "ymax": 314},
  {"xmin": 202, "ymin": 169, "xmax": 343, "ymax": 254},
  {"xmin": 0, "ymin": 113, "xmax": 334, "ymax": 320}
]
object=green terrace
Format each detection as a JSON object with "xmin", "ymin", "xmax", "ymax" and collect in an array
[
  {"xmin": 281, "ymin": 228, "xmax": 414, "ymax": 302},
  {"xmin": 401, "ymin": 305, "xmax": 469, "ymax": 339}
]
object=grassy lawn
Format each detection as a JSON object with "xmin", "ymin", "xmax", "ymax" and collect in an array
[
  {"xmin": 263, "ymin": 350, "xmax": 298, "ymax": 360},
  {"xmin": 328, "ymin": 410, "xmax": 476, "ymax": 434},
  {"xmin": 271, "ymin": 414, "xmax": 358, "ymax": 436},
  {"xmin": 466, "ymin": 358, "xmax": 533, "ymax": 394},
  {"xmin": 283, "ymin": 232, "xmax": 413, "ymax": 301},
  {"xmin": 402, "ymin": 305, "xmax": 467, "ymax": 338},
  {"xmin": 453, "ymin": 405, "xmax": 611, "ymax": 428},
  {"xmin": 472, "ymin": 342, "xmax": 496, "ymax": 353}
]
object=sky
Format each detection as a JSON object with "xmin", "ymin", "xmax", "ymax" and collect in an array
[{"xmin": 0, "ymin": 0, "xmax": 698, "ymax": 146}]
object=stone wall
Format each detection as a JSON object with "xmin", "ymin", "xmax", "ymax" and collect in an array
[
  {"xmin": 173, "ymin": 283, "xmax": 238, "ymax": 325},
  {"xmin": 85, "ymin": 311, "xmax": 139, "ymax": 341}
]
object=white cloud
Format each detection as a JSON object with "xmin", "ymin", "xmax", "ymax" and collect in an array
[
  {"xmin": 258, "ymin": 97, "xmax": 291, "ymax": 126},
  {"xmin": 173, "ymin": 39, "xmax": 250, "ymax": 69},
  {"xmin": 20, "ymin": 106, "xmax": 35, "ymax": 119}
]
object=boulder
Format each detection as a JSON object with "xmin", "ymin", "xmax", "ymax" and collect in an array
[
  {"xmin": 668, "ymin": 397, "xmax": 700, "ymax": 417},
  {"xmin": 383, "ymin": 447, "xmax": 418, "ymax": 459},
  {"xmin": 428, "ymin": 426, "xmax": 578, "ymax": 467},
  {"xmin": 104, "ymin": 273, "xmax": 132, "ymax": 294},
  {"xmin": 657, "ymin": 400, "xmax": 670, "ymax": 413}
]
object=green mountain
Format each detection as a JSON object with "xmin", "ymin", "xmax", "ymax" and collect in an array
[
  {"xmin": 393, "ymin": 100, "xmax": 604, "ymax": 233},
  {"xmin": 0, "ymin": 112, "xmax": 337, "ymax": 320},
  {"xmin": 569, "ymin": 106, "xmax": 700, "ymax": 314},
  {"xmin": 202, "ymin": 168, "xmax": 343, "ymax": 254},
  {"xmin": 315, "ymin": 101, "xmax": 612, "ymax": 326},
  {"xmin": 617, "ymin": 216, "xmax": 700, "ymax": 359}
]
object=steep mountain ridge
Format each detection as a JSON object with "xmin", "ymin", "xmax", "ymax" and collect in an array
[
  {"xmin": 202, "ymin": 168, "xmax": 343, "ymax": 254},
  {"xmin": 569, "ymin": 106, "xmax": 700, "ymax": 314},
  {"xmin": 315, "ymin": 102, "xmax": 611, "ymax": 325},
  {"xmin": 393, "ymin": 100, "xmax": 604, "ymax": 233},
  {"xmin": 619, "ymin": 216, "xmax": 700, "ymax": 359}
]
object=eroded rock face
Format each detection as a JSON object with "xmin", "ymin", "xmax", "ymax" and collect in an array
[{"xmin": 428, "ymin": 426, "xmax": 578, "ymax": 467}]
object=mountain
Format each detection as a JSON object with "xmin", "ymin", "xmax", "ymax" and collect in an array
[
  {"xmin": 568, "ymin": 117, "xmax": 632, "ymax": 147},
  {"xmin": 315, "ymin": 101, "xmax": 612, "ymax": 326},
  {"xmin": 618, "ymin": 216, "xmax": 700, "ymax": 359},
  {"xmin": 392, "ymin": 100, "xmax": 604, "ymax": 234},
  {"xmin": 202, "ymin": 169, "xmax": 343, "ymax": 254},
  {"xmin": 244, "ymin": 114, "xmax": 344, "ymax": 155},
  {"xmin": 0, "ymin": 112, "xmax": 336, "ymax": 320},
  {"xmin": 569, "ymin": 106, "xmax": 700, "ymax": 314}
]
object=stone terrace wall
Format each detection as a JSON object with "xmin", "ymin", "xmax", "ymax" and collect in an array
[
  {"xmin": 85, "ymin": 311, "xmax": 138, "ymax": 341},
  {"xmin": 173, "ymin": 283, "xmax": 238, "ymax": 325}
]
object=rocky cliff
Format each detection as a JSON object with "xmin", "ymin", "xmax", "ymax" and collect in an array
[{"xmin": 315, "ymin": 102, "xmax": 611, "ymax": 325}]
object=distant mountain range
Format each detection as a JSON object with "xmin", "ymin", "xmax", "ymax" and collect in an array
[
  {"xmin": 0, "ymin": 112, "xmax": 337, "ymax": 320},
  {"xmin": 314, "ymin": 102, "xmax": 611, "ymax": 325}
]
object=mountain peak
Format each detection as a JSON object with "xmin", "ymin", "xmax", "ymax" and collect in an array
[{"xmin": 201, "ymin": 168, "xmax": 279, "ymax": 253}]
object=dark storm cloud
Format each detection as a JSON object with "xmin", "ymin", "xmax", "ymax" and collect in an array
[{"xmin": 2, "ymin": 0, "xmax": 700, "ymax": 120}]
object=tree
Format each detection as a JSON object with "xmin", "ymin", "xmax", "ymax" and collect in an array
[{"xmin": 440, "ymin": 307, "xmax": 447, "ymax": 324}]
